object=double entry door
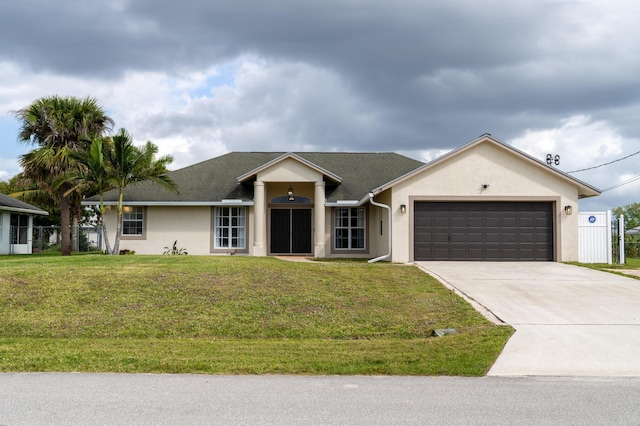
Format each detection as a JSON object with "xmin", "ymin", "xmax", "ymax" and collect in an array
[{"xmin": 270, "ymin": 208, "xmax": 312, "ymax": 254}]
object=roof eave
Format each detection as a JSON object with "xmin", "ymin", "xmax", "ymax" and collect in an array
[
  {"xmin": 0, "ymin": 206, "xmax": 49, "ymax": 215},
  {"xmin": 81, "ymin": 201, "xmax": 255, "ymax": 207}
]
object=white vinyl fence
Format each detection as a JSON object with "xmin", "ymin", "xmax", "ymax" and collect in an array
[{"xmin": 578, "ymin": 211, "xmax": 612, "ymax": 264}]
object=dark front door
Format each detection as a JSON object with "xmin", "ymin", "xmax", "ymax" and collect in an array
[
  {"xmin": 271, "ymin": 209, "xmax": 291, "ymax": 254},
  {"xmin": 270, "ymin": 209, "xmax": 312, "ymax": 254}
]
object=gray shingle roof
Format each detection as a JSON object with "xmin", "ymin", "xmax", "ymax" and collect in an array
[
  {"xmin": 89, "ymin": 152, "xmax": 425, "ymax": 204},
  {"xmin": 296, "ymin": 152, "xmax": 424, "ymax": 201},
  {"xmin": 0, "ymin": 193, "xmax": 48, "ymax": 215}
]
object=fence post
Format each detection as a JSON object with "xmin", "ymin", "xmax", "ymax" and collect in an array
[{"xmin": 619, "ymin": 214, "xmax": 625, "ymax": 265}]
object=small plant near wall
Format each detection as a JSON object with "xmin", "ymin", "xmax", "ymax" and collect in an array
[
  {"xmin": 119, "ymin": 249, "xmax": 135, "ymax": 255},
  {"xmin": 163, "ymin": 240, "xmax": 188, "ymax": 255}
]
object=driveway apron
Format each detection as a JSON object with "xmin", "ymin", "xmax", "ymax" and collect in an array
[{"xmin": 417, "ymin": 262, "xmax": 640, "ymax": 376}]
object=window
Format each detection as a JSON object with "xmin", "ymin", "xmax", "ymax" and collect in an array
[
  {"xmin": 334, "ymin": 207, "xmax": 366, "ymax": 250},
  {"xmin": 10, "ymin": 213, "xmax": 29, "ymax": 244},
  {"xmin": 215, "ymin": 207, "xmax": 246, "ymax": 249},
  {"xmin": 122, "ymin": 206, "xmax": 144, "ymax": 236}
]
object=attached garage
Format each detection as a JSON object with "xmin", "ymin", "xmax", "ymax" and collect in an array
[{"xmin": 414, "ymin": 201, "xmax": 554, "ymax": 261}]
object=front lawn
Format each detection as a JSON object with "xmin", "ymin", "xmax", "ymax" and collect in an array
[{"xmin": 0, "ymin": 255, "xmax": 512, "ymax": 375}]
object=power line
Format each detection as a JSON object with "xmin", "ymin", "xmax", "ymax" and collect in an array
[
  {"xmin": 601, "ymin": 174, "xmax": 640, "ymax": 192},
  {"xmin": 567, "ymin": 149, "xmax": 640, "ymax": 173}
]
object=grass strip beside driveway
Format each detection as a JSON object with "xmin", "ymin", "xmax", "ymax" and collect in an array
[{"xmin": 0, "ymin": 255, "xmax": 512, "ymax": 375}]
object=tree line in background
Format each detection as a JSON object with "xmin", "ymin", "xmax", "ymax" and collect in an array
[
  {"xmin": 613, "ymin": 203, "xmax": 640, "ymax": 232},
  {"xmin": 1, "ymin": 95, "xmax": 177, "ymax": 255}
]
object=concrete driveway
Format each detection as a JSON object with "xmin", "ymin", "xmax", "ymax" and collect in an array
[{"xmin": 417, "ymin": 262, "xmax": 640, "ymax": 376}]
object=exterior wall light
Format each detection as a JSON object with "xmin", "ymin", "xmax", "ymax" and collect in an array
[
  {"xmin": 288, "ymin": 185, "xmax": 295, "ymax": 201},
  {"xmin": 400, "ymin": 204, "xmax": 407, "ymax": 214},
  {"xmin": 564, "ymin": 205, "xmax": 572, "ymax": 215}
]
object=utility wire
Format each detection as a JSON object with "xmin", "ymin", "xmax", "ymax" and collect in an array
[
  {"xmin": 564, "ymin": 148, "xmax": 640, "ymax": 191},
  {"xmin": 567, "ymin": 149, "xmax": 640, "ymax": 173},
  {"xmin": 601, "ymin": 174, "xmax": 640, "ymax": 192}
]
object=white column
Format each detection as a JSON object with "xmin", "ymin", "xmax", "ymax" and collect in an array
[
  {"xmin": 27, "ymin": 215, "xmax": 33, "ymax": 254},
  {"xmin": 0, "ymin": 212, "xmax": 8, "ymax": 254},
  {"xmin": 253, "ymin": 180, "xmax": 266, "ymax": 256},
  {"xmin": 314, "ymin": 181, "xmax": 326, "ymax": 258}
]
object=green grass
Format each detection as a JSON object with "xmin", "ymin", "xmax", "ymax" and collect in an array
[
  {"xmin": 0, "ymin": 255, "xmax": 512, "ymax": 375},
  {"xmin": 571, "ymin": 257, "xmax": 640, "ymax": 279},
  {"xmin": 616, "ymin": 257, "xmax": 640, "ymax": 269}
]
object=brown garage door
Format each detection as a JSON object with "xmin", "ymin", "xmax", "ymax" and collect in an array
[{"xmin": 414, "ymin": 201, "xmax": 554, "ymax": 261}]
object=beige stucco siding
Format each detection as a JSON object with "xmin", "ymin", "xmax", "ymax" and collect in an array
[
  {"xmin": 265, "ymin": 182, "xmax": 315, "ymax": 201},
  {"xmin": 369, "ymin": 189, "xmax": 392, "ymax": 260},
  {"xmin": 103, "ymin": 206, "xmax": 215, "ymax": 255},
  {"xmin": 323, "ymin": 206, "xmax": 332, "ymax": 255},
  {"xmin": 389, "ymin": 142, "xmax": 580, "ymax": 263},
  {"xmin": 258, "ymin": 158, "xmax": 323, "ymax": 183}
]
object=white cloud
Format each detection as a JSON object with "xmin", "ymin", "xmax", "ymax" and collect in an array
[
  {"xmin": 510, "ymin": 115, "xmax": 640, "ymax": 211},
  {"xmin": 509, "ymin": 115, "xmax": 625, "ymax": 172},
  {"xmin": 414, "ymin": 149, "xmax": 453, "ymax": 163},
  {"xmin": 109, "ymin": 57, "xmax": 382, "ymax": 168},
  {"xmin": 0, "ymin": 156, "xmax": 20, "ymax": 181},
  {"xmin": 0, "ymin": 55, "xmax": 380, "ymax": 174}
]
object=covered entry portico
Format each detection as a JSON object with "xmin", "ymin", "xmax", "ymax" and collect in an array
[{"xmin": 239, "ymin": 154, "xmax": 341, "ymax": 258}]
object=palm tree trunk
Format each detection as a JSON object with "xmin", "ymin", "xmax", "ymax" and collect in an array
[
  {"xmin": 102, "ymin": 220, "xmax": 112, "ymax": 255},
  {"xmin": 98, "ymin": 203, "xmax": 112, "ymax": 255},
  {"xmin": 112, "ymin": 211, "xmax": 121, "ymax": 255},
  {"xmin": 71, "ymin": 214, "xmax": 79, "ymax": 252},
  {"xmin": 60, "ymin": 187, "xmax": 71, "ymax": 256},
  {"xmin": 111, "ymin": 189, "xmax": 124, "ymax": 255}
]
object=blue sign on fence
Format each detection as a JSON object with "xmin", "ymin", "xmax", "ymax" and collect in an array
[{"xmin": 588, "ymin": 215, "xmax": 597, "ymax": 223}]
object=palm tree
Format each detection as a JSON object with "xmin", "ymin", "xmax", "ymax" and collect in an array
[
  {"xmin": 19, "ymin": 145, "xmax": 75, "ymax": 253},
  {"xmin": 13, "ymin": 96, "xmax": 113, "ymax": 255},
  {"xmin": 6, "ymin": 171, "xmax": 59, "ymax": 227},
  {"xmin": 106, "ymin": 129, "xmax": 178, "ymax": 255},
  {"xmin": 65, "ymin": 136, "xmax": 115, "ymax": 254}
]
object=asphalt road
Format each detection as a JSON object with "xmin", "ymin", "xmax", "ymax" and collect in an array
[{"xmin": 1, "ymin": 373, "xmax": 640, "ymax": 425}]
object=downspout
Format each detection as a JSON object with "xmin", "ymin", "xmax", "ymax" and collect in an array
[{"xmin": 367, "ymin": 193, "xmax": 392, "ymax": 263}]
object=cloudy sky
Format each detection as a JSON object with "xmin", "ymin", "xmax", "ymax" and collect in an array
[{"xmin": 1, "ymin": 0, "xmax": 639, "ymax": 211}]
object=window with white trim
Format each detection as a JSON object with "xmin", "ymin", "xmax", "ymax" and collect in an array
[
  {"xmin": 334, "ymin": 207, "xmax": 366, "ymax": 250},
  {"xmin": 215, "ymin": 207, "xmax": 246, "ymax": 249},
  {"xmin": 10, "ymin": 213, "xmax": 29, "ymax": 244},
  {"xmin": 122, "ymin": 206, "xmax": 144, "ymax": 236}
]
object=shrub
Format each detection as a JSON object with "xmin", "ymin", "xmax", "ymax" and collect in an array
[{"xmin": 163, "ymin": 240, "xmax": 188, "ymax": 255}]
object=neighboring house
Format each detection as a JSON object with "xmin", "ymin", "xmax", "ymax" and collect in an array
[
  {"xmin": 0, "ymin": 193, "xmax": 48, "ymax": 255},
  {"xmin": 86, "ymin": 135, "xmax": 600, "ymax": 262}
]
